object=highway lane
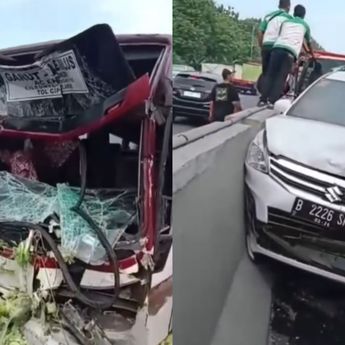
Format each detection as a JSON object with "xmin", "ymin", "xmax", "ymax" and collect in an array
[
  {"xmin": 173, "ymin": 94, "xmax": 259, "ymax": 135},
  {"xmin": 174, "ymin": 99, "xmax": 345, "ymax": 345}
]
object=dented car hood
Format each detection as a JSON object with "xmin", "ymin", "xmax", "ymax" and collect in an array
[{"xmin": 266, "ymin": 115, "xmax": 345, "ymax": 177}]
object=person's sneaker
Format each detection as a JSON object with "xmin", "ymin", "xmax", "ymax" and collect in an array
[
  {"xmin": 267, "ymin": 101, "xmax": 274, "ymax": 109},
  {"xmin": 257, "ymin": 100, "xmax": 267, "ymax": 107}
]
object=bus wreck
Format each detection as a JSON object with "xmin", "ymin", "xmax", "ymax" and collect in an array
[{"xmin": 0, "ymin": 24, "xmax": 172, "ymax": 345}]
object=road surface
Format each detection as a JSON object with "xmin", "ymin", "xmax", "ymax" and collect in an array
[
  {"xmin": 174, "ymin": 96, "xmax": 345, "ymax": 345},
  {"xmin": 173, "ymin": 94, "xmax": 259, "ymax": 135}
]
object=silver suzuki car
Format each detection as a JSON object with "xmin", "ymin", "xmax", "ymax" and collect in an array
[{"xmin": 245, "ymin": 69, "xmax": 345, "ymax": 283}]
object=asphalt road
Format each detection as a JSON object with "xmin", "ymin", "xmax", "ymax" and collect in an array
[
  {"xmin": 211, "ymin": 253, "xmax": 345, "ymax": 345},
  {"xmin": 173, "ymin": 94, "xmax": 259, "ymax": 135}
]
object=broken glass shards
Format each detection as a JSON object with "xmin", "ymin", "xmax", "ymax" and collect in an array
[
  {"xmin": 0, "ymin": 171, "xmax": 57, "ymax": 224},
  {"xmin": 57, "ymin": 185, "xmax": 137, "ymax": 264},
  {"xmin": 0, "ymin": 172, "xmax": 137, "ymax": 264}
]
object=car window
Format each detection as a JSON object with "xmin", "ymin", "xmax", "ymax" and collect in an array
[
  {"xmin": 319, "ymin": 59, "xmax": 345, "ymax": 74},
  {"xmin": 174, "ymin": 74, "xmax": 217, "ymax": 89},
  {"xmin": 299, "ymin": 59, "xmax": 345, "ymax": 93},
  {"xmin": 287, "ymin": 78, "xmax": 345, "ymax": 126}
]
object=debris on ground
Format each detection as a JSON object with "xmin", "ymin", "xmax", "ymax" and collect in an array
[
  {"xmin": 160, "ymin": 333, "xmax": 172, "ymax": 345},
  {"xmin": 0, "ymin": 292, "xmax": 31, "ymax": 345},
  {"xmin": 2, "ymin": 327, "xmax": 27, "ymax": 345}
]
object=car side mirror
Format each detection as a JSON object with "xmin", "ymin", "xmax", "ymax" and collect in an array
[{"xmin": 274, "ymin": 99, "xmax": 292, "ymax": 114}]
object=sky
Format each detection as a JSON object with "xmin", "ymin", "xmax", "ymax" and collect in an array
[
  {"xmin": 0, "ymin": 0, "xmax": 172, "ymax": 49},
  {"xmin": 216, "ymin": 0, "xmax": 344, "ymax": 54}
]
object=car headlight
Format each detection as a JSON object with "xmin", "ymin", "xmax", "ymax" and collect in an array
[{"xmin": 246, "ymin": 131, "xmax": 268, "ymax": 173}]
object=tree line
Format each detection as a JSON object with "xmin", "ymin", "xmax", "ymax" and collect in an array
[{"xmin": 173, "ymin": 0, "xmax": 324, "ymax": 69}]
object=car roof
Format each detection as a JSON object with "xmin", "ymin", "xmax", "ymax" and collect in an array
[
  {"xmin": 326, "ymin": 70, "xmax": 345, "ymax": 82},
  {"xmin": 173, "ymin": 64, "xmax": 193, "ymax": 68},
  {"xmin": 175, "ymin": 71, "xmax": 222, "ymax": 81}
]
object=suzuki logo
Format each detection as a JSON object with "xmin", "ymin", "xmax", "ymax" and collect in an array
[
  {"xmin": 190, "ymin": 87, "xmax": 195, "ymax": 91},
  {"xmin": 325, "ymin": 186, "xmax": 343, "ymax": 203}
]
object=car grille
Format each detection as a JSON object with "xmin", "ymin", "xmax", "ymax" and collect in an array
[
  {"xmin": 269, "ymin": 156, "xmax": 345, "ymax": 205},
  {"xmin": 268, "ymin": 207, "xmax": 323, "ymax": 235},
  {"xmin": 267, "ymin": 207, "xmax": 345, "ymax": 242}
]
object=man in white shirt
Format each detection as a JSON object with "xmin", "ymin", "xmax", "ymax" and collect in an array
[
  {"xmin": 258, "ymin": 0, "xmax": 292, "ymax": 74},
  {"xmin": 261, "ymin": 4, "xmax": 314, "ymax": 107},
  {"xmin": 257, "ymin": 0, "xmax": 292, "ymax": 104}
]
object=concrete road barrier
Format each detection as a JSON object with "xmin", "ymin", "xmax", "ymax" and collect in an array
[
  {"xmin": 173, "ymin": 107, "xmax": 278, "ymax": 345},
  {"xmin": 173, "ymin": 107, "xmax": 265, "ymax": 149}
]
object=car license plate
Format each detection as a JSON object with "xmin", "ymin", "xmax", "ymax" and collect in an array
[
  {"xmin": 183, "ymin": 91, "xmax": 201, "ymax": 98},
  {"xmin": 291, "ymin": 198, "xmax": 345, "ymax": 230}
]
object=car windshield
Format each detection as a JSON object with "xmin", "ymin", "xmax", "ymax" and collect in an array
[
  {"xmin": 172, "ymin": 65, "xmax": 194, "ymax": 78},
  {"xmin": 287, "ymin": 77, "xmax": 345, "ymax": 126}
]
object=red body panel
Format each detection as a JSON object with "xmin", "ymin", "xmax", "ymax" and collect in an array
[
  {"xmin": 0, "ymin": 75, "xmax": 150, "ymax": 141},
  {"xmin": 232, "ymin": 78, "xmax": 255, "ymax": 86}
]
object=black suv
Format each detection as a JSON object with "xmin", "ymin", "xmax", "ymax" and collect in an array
[{"xmin": 173, "ymin": 71, "xmax": 222, "ymax": 121}]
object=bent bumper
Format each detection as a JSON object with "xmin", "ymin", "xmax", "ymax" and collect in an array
[
  {"xmin": 173, "ymin": 96, "xmax": 210, "ymax": 119},
  {"xmin": 250, "ymin": 237, "xmax": 345, "ymax": 285},
  {"xmin": 245, "ymin": 162, "xmax": 296, "ymax": 223},
  {"xmin": 173, "ymin": 105, "xmax": 209, "ymax": 119},
  {"xmin": 245, "ymin": 163, "xmax": 345, "ymax": 284}
]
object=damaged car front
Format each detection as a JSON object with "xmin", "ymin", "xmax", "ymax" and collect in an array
[
  {"xmin": 0, "ymin": 24, "xmax": 172, "ymax": 344},
  {"xmin": 245, "ymin": 70, "xmax": 345, "ymax": 284}
]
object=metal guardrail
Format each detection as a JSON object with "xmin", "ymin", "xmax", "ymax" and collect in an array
[{"xmin": 173, "ymin": 107, "xmax": 264, "ymax": 149}]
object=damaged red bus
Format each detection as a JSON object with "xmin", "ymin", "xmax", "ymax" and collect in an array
[{"xmin": 0, "ymin": 24, "xmax": 172, "ymax": 345}]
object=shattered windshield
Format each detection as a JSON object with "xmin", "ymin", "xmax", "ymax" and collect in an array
[
  {"xmin": 0, "ymin": 171, "xmax": 137, "ymax": 264},
  {"xmin": 57, "ymin": 185, "xmax": 137, "ymax": 263}
]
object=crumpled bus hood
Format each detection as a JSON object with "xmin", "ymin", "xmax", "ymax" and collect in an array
[
  {"xmin": 0, "ymin": 25, "xmax": 153, "ymax": 345},
  {"xmin": 0, "ymin": 24, "xmax": 150, "ymax": 140}
]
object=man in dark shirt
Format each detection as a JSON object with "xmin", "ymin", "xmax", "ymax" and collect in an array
[{"xmin": 209, "ymin": 69, "xmax": 242, "ymax": 122}]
